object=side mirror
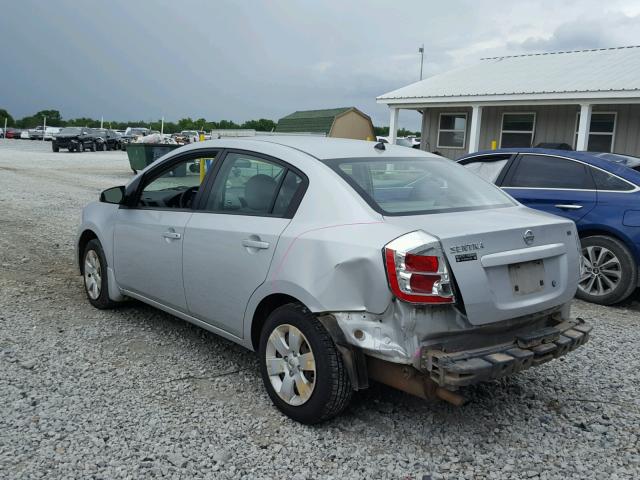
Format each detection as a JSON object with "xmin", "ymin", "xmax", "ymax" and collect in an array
[{"xmin": 100, "ymin": 185, "xmax": 125, "ymax": 204}]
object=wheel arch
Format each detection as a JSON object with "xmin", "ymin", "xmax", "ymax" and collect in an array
[
  {"xmin": 250, "ymin": 293, "xmax": 306, "ymax": 351},
  {"xmin": 244, "ymin": 279, "xmax": 326, "ymax": 349},
  {"xmin": 577, "ymin": 226, "xmax": 640, "ymax": 264},
  {"xmin": 77, "ymin": 229, "xmax": 99, "ymax": 273}
]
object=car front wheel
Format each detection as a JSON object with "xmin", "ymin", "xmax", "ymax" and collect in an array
[
  {"xmin": 83, "ymin": 239, "xmax": 118, "ymax": 309},
  {"xmin": 258, "ymin": 303, "xmax": 352, "ymax": 424},
  {"xmin": 577, "ymin": 235, "xmax": 637, "ymax": 305}
]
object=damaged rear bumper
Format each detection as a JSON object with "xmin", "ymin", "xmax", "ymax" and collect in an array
[{"xmin": 423, "ymin": 318, "xmax": 591, "ymax": 389}]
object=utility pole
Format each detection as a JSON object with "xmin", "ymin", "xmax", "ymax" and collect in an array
[
  {"xmin": 42, "ymin": 116, "xmax": 46, "ymax": 142},
  {"xmin": 100, "ymin": 116, "xmax": 104, "ymax": 129},
  {"xmin": 3, "ymin": 117, "xmax": 6, "ymax": 139},
  {"xmin": 161, "ymin": 116, "xmax": 164, "ymax": 135},
  {"xmin": 418, "ymin": 44, "xmax": 424, "ymax": 80}
]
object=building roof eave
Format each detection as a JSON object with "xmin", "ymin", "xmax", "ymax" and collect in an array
[{"xmin": 377, "ymin": 90, "xmax": 640, "ymax": 107}]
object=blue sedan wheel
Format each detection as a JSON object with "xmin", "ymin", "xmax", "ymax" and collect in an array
[{"xmin": 577, "ymin": 236, "xmax": 637, "ymax": 305}]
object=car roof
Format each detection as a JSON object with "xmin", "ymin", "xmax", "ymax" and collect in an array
[
  {"xmin": 181, "ymin": 135, "xmax": 435, "ymax": 160},
  {"xmin": 461, "ymin": 147, "xmax": 640, "ymax": 182}
]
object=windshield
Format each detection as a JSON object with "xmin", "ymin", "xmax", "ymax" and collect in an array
[
  {"xmin": 326, "ymin": 156, "xmax": 515, "ymax": 215},
  {"xmin": 59, "ymin": 127, "xmax": 82, "ymax": 134},
  {"xmin": 594, "ymin": 152, "xmax": 640, "ymax": 172}
]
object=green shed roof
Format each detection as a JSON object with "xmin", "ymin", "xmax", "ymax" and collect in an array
[{"xmin": 275, "ymin": 107, "xmax": 353, "ymax": 134}]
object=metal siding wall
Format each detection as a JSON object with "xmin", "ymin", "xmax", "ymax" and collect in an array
[
  {"xmin": 420, "ymin": 104, "xmax": 640, "ymax": 158},
  {"xmin": 420, "ymin": 107, "xmax": 472, "ymax": 159},
  {"xmin": 479, "ymin": 105, "xmax": 577, "ymax": 149},
  {"xmin": 595, "ymin": 104, "xmax": 640, "ymax": 155}
]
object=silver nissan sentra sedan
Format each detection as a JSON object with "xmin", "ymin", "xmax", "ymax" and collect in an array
[{"xmin": 77, "ymin": 136, "xmax": 591, "ymax": 423}]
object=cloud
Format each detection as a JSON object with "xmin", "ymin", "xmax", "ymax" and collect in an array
[
  {"xmin": 510, "ymin": 12, "xmax": 640, "ymax": 53},
  {"xmin": 2, "ymin": 1, "xmax": 640, "ymax": 130}
]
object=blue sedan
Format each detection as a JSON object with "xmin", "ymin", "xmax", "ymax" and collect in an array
[{"xmin": 458, "ymin": 148, "xmax": 640, "ymax": 305}]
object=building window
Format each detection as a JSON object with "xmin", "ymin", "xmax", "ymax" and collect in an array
[
  {"xmin": 574, "ymin": 112, "xmax": 616, "ymax": 152},
  {"xmin": 500, "ymin": 113, "xmax": 536, "ymax": 148},
  {"xmin": 437, "ymin": 113, "xmax": 467, "ymax": 149}
]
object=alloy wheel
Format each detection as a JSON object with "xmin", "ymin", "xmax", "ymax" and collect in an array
[
  {"xmin": 265, "ymin": 324, "xmax": 316, "ymax": 406},
  {"xmin": 84, "ymin": 250, "xmax": 102, "ymax": 300},
  {"xmin": 578, "ymin": 245, "xmax": 621, "ymax": 297}
]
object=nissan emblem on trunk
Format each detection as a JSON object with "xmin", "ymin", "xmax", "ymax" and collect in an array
[{"xmin": 523, "ymin": 229, "xmax": 535, "ymax": 245}]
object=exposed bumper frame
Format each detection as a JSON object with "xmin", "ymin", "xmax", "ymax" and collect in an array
[{"xmin": 423, "ymin": 317, "xmax": 591, "ymax": 389}]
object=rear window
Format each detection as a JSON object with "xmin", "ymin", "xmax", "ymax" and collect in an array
[
  {"xmin": 594, "ymin": 153, "xmax": 640, "ymax": 173},
  {"xmin": 325, "ymin": 157, "xmax": 515, "ymax": 215}
]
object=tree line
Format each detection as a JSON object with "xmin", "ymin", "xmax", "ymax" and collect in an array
[{"xmin": 0, "ymin": 108, "xmax": 420, "ymax": 137}]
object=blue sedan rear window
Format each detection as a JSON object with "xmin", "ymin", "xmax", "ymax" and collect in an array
[{"xmin": 325, "ymin": 157, "xmax": 515, "ymax": 215}]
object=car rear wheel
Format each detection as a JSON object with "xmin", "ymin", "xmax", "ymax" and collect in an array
[
  {"xmin": 52, "ymin": 143, "xmax": 59, "ymax": 152},
  {"xmin": 90, "ymin": 142, "xmax": 97, "ymax": 152},
  {"xmin": 77, "ymin": 142, "xmax": 84, "ymax": 153},
  {"xmin": 258, "ymin": 303, "xmax": 352, "ymax": 424},
  {"xmin": 577, "ymin": 235, "xmax": 637, "ymax": 305},
  {"xmin": 83, "ymin": 239, "xmax": 119, "ymax": 309}
]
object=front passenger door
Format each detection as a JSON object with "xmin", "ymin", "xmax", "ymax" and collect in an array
[
  {"xmin": 182, "ymin": 151, "xmax": 307, "ymax": 337},
  {"xmin": 113, "ymin": 152, "xmax": 218, "ymax": 311}
]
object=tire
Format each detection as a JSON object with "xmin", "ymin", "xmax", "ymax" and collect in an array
[
  {"xmin": 577, "ymin": 235, "xmax": 637, "ymax": 305},
  {"xmin": 82, "ymin": 239, "xmax": 118, "ymax": 309},
  {"xmin": 258, "ymin": 303, "xmax": 352, "ymax": 424},
  {"xmin": 77, "ymin": 142, "xmax": 84, "ymax": 153},
  {"xmin": 52, "ymin": 143, "xmax": 59, "ymax": 152},
  {"xmin": 90, "ymin": 142, "xmax": 96, "ymax": 152}
]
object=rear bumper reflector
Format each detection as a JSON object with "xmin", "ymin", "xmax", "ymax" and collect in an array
[{"xmin": 423, "ymin": 318, "xmax": 591, "ymax": 389}]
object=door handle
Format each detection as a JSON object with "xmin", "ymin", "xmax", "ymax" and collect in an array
[
  {"xmin": 242, "ymin": 239, "xmax": 270, "ymax": 249},
  {"xmin": 162, "ymin": 230, "xmax": 182, "ymax": 240},
  {"xmin": 554, "ymin": 204, "xmax": 583, "ymax": 210}
]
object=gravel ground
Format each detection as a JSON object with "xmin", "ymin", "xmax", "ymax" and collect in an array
[{"xmin": 1, "ymin": 138, "xmax": 639, "ymax": 480}]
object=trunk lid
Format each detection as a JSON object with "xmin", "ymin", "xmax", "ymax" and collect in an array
[{"xmin": 385, "ymin": 206, "xmax": 580, "ymax": 325}]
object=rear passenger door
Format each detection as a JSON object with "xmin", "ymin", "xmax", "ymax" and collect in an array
[
  {"xmin": 182, "ymin": 150, "xmax": 307, "ymax": 337},
  {"xmin": 502, "ymin": 154, "xmax": 596, "ymax": 222}
]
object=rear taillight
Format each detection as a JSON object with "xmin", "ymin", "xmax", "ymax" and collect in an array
[{"xmin": 384, "ymin": 231, "xmax": 454, "ymax": 304}]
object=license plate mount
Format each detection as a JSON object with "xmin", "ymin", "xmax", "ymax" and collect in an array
[{"xmin": 509, "ymin": 259, "xmax": 545, "ymax": 296}]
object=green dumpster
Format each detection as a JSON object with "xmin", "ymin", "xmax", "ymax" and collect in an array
[{"xmin": 126, "ymin": 143, "xmax": 181, "ymax": 174}]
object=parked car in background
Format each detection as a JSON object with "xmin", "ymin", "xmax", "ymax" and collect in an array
[
  {"xmin": 29, "ymin": 126, "xmax": 46, "ymax": 140},
  {"xmin": 93, "ymin": 128, "xmax": 122, "ymax": 150},
  {"xmin": 173, "ymin": 130, "xmax": 199, "ymax": 144},
  {"xmin": 20, "ymin": 130, "xmax": 30, "ymax": 140},
  {"xmin": 376, "ymin": 136, "xmax": 421, "ymax": 149},
  {"xmin": 458, "ymin": 148, "xmax": 640, "ymax": 305},
  {"xmin": 5, "ymin": 128, "xmax": 22, "ymax": 139},
  {"xmin": 77, "ymin": 137, "xmax": 590, "ymax": 423},
  {"xmin": 43, "ymin": 126, "xmax": 61, "ymax": 141},
  {"xmin": 0, "ymin": 127, "xmax": 3, "ymax": 138},
  {"xmin": 52, "ymin": 127, "xmax": 99, "ymax": 152}
]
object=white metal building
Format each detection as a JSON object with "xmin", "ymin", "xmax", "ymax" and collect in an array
[{"xmin": 377, "ymin": 46, "xmax": 640, "ymax": 158}]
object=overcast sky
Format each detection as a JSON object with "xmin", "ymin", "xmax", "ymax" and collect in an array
[{"xmin": 1, "ymin": 0, "xmax": 639, "ymax": 129}]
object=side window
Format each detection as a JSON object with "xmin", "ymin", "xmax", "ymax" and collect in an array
[
  {"xmin": 461, "ymin": 155, "xmax": 510, "ymax": 183},
  {"xmin": 272, "ymin": 170, "xmax": 303, "ymax": 216},
  {"xmin": 206, "ymin": 152, "xmax": 304, "ymax": 216},
  {"xmin": 501, "ymin": 113, "xmax": 535, "ymax": 147},
  {"xmin": 504, "ymin": 155, "xmax": 594, "ymax": 189},
  {"xmin": 590, "ymin": 167, "xmax": 634, "ymax": 192},
  {"xmin": 138, "ymin": 153, "xmax": 218, "ymax": 209}
]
